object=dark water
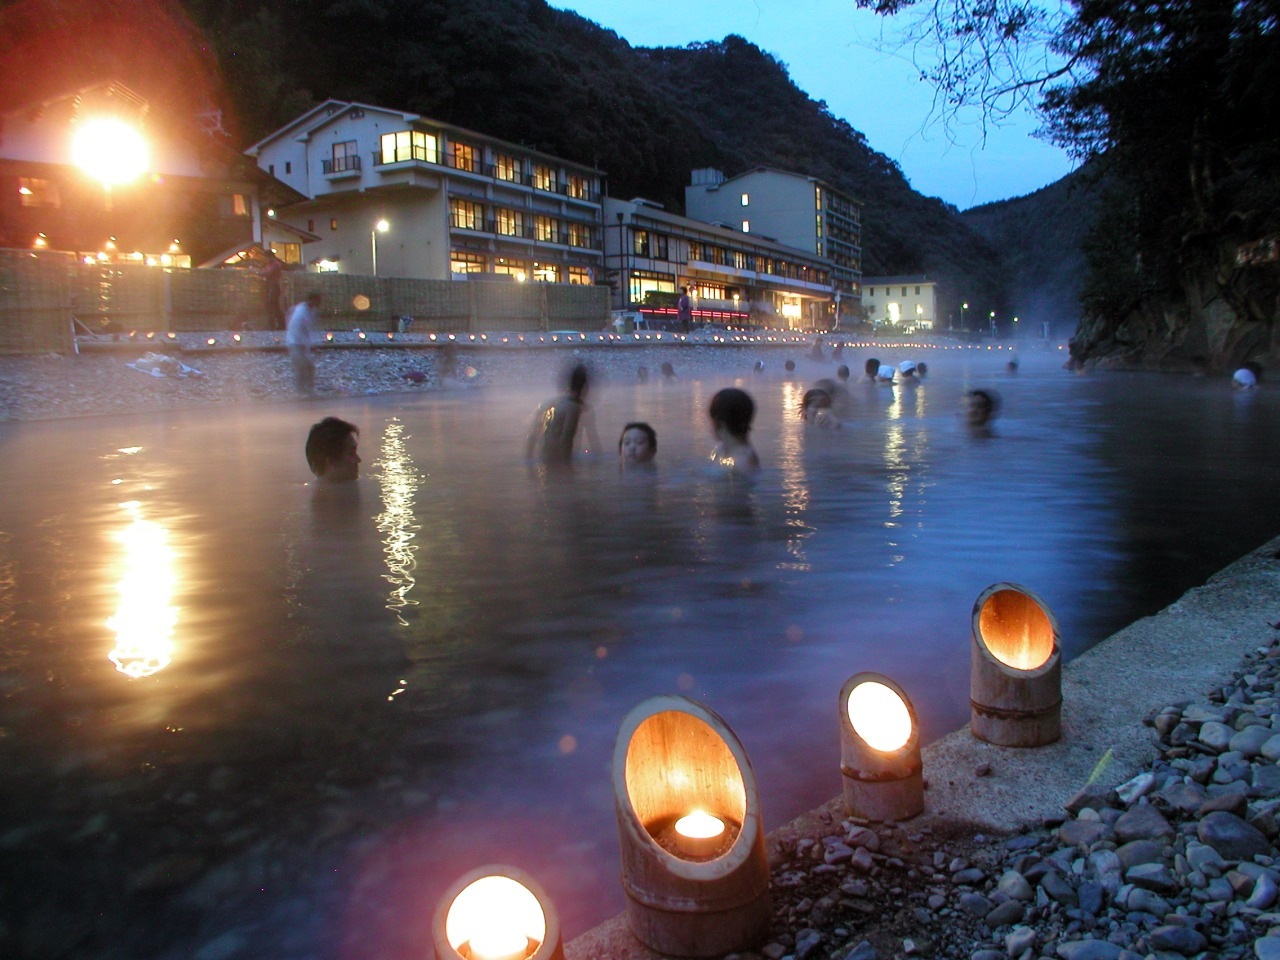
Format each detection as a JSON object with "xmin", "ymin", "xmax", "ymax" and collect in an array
[{"xmin": 1, "ymin": 345, "xmax": 1278, "ymax": 959}]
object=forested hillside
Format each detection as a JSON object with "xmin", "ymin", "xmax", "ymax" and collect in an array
[{"xmin": 0, "ymin": 0, "xmax": 1015, "ymax": 320}]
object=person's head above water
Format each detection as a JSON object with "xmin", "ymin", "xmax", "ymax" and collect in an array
[
  {"xmin": 618, "ymin": 422, "xmax": 657, "ymax": 464},
  {"xmin": 306, "ymin": 416, "xmax": 360, "ymax": 482},
  {"xmin": 637, "ymin": 365, "xmax": 649, "ymax": 383},
  {"xmin": 864, "ymin": 357, "xmax": 880, "ymax": 378},
  {"xmin": 801, "ymin": 388, "xmax": 833, "ymax": 419},
  {"xmin": 709, "ymin": 387, "xmax": 755, "ymax": 441},
  {"xmin": 964, "ymin": 389, "xmax": 999, "ymax": 427},
  {"xmin": 784, "ymin": 359, "xmax": 796, "ymax": 372},
  {"xmin": 837, "ymin": 364, "xmax": 850, "ymax": 382},
  {"xmin": 660, "ymin": 362, "xmax": 676, "ymax": 379}
]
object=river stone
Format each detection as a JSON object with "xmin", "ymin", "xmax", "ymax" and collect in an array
[
  {"xmin": 1254, "ymin": 765, "xmax": 1280, "ymax": 798},
  {"xmin": 1199, "ymin": 811, "xmax": 1270, "ymax": 861},
  {"xmin": 1116, "ymin": 840, "xmax": 1165, "ymax": 870},
  {"xmin": 1199, "ymin": 793, "xmax": 1250, "ymax": 818},
  {"xmin": 1233, "ymin": 726, "xmax": 1276, "ymax": 758},
  {"xmin": 1126, "ymin": 862, "xmax": 1179, "ymax": 894},
  {"xmin": 1261, "ymin": 735, "xmax": 1280, "ymax": 762},
  {"xmin": 1060, "ymin": 820, "xmax": 1110, "ymax": 848},
  {"xmin": 1041, "ymin": 870, "xmax": 1078, "ymax": 906},
  {"xmin": 1158, "ymin": 781, "xmax": 1207, "ymax": 814},
  {"xmin": 985, "ymin": 899, "xmax": 1025, "ymax": 927},
  {"xmin": 825, "ymin": 842, "xmax": 855, "ymax": 864},
  {"xmin": 1255, "ymin": 936, "xmax": 1280, "ymax": 960},
  {"xmin": 1006, "ymin": 926, "xmax": 1036, "ymax": 955},
  {"xmin": 794, "ymin": 928, "xmax": 823, "ymax": 960},
  {"xmin": 850, "ymin": 846, "xmax": 875, "ymax": 872},
  {"xmin": 1250, "ymin": 873, "xmax": 1280, "ymax": 910},
  {"xmin": 960, "ymin": 892, "xmax": 993, "ymax": 916},
  {"xmin": 845, "ymin": 826, "xmax": 880, "ymax": 850},
  {"xmin": 1116, "ymin": 772, "xmax": 1157, "ymax": 805},
  {"xmin": 1200, "ymin": 721, "xmax": 1236, "ymax": 751},
  {"xmin": 1185, "ymin": 704, "xmax": 1227, "ymax": 723},
  {"xmin": 1186, "ymin": 840, "xmax": 1228, "ymax": 874},
  {"xmin": 1114, "ymin": 805, "xmax": 1173, "ymax": 843},
  {"xmin": 1125, "ymin": 887, "xmax": 1171, "ymax": 915},
  {"xmin": 1055, "ymin": 940, "xmax": 1123, "ymax": 960},
  {"xmin": 1148, "ymin": 925, "xmax": 1208, "ymax": 955},
  {"xmin": 953, "ymin": 867, "xmax": 986, "ymax": 885},
  {"xmin": 1089, "ymin": 849, "xmax": 1123, "ymax": 892},
  {"xmin": 1077, "ymin": 880, "xmax": 1105, "ymax": 916},
  {"xmin": 998, "ymin": 869, "xmax": 1034, "ymax": 901}
]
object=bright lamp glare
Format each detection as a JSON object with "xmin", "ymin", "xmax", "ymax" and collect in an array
[
  {"xmin": 847, "ymin": 681, "xmax": 912, "ymax": 752},
  {"xmin": 73, "ymin": 118, "xmax": 148, "ymax": 185},
  {"xmin": 445, "ymin": 876, "xmax": 544, "ymax": 955}
]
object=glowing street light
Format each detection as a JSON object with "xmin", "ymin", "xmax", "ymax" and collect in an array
[
  {"xmin": 371, "ymin": 218, "xmax": 390, "ymax": 276},
  {"xmin": 73, "ymin": 117, "xmax": 148, "ymax": 213},
  {"xmin": 961, "ymin": 301, "xmax": 969, "ymax": 331}
]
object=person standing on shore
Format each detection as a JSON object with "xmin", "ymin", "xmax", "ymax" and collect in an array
[
  {"xmin": 260, "ymin": 251, "xmax": 285, "ymax": 330},
  {"xmin": 677, "ymin": 286, "xmax": 692, "ymax": 333},
  {"xmin": 286, "ymin": 292, "xmax": 322, "ymax": 396}
]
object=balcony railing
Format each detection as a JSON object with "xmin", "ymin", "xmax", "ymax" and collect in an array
[
  {"xmin": 322, "ymin": 155, "xmax": 362, "ymax": 176},
  {"xmin": 370, "ymin": 150, "xmax": 601, "ymax": 202}
]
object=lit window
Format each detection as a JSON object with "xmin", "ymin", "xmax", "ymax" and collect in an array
[
  {"xmin": 451, "ymin": 251, "xmax": 486, "ymax": 274},
  {"xmin": 740, "ymin": 193, "xmax": 749, "ymax": 206},
  {"xmin": 492, "ymin": 257, "xmax": 527, "ymax": 279},
  {"xmin": 232, "ymin": 194, "xmax": 249, "ymax": 217},
  {"xmin": 533, "ymin": 215, "xmax": 556, "ymax": 242},
  {"xmin": 18, "ymin": 178, "xmax": 59, "ymax": 208},
  {"xmin": 568, "ymin": 266, "xmax": 592, "ymax": 285},
  {"xmin": 330, "ymin": 218, "xmax": 338, "ymax": 231},
  {"xmin": 380, "ymin": 131, "xmax": 437, "ymax": 164},
  {"xmin": 815, "ymin": 185, "xmax": 822, "ymax": 209},
  {"xmin": 495, "ymin": 208, "xmax": 523, "ymax": 237},
  {"xmin": 533, "ymin": 263, "xmax": 560, "ymax": 282},
  {"xmin": 741, "ymin": 220, "xmax": 750, "ymax": 233},
  {"xmin": 494, "ymin": 155, "xmax": 518, "ymax": 182},
  {"xmin": 816, "ymin": 214, "xmax": 822, "ymax": 237},
  {"xmin": 450, "ymin": 199, "xmax": 484, "ymax": 230},
  {"xmin": 533, "ymin": 165, "xmax": 556, "ymax": 192},
  {"xmin": 632, "ymin": 230, "xmax": 650, "ymax": 257},
  {"xmin": 568, "ymin": 174, "xmax": 588, "ymax": 199},
  {"xmin": 451, "ymin": 143, "xmax": 477, "ymax": 173},
  {"xmin": 568, "ymin": 222, "xmax": 590, "ymax": 247},
  {"xmin": 270, "ymin": 242, "xmax": 301, "ymax": 264}
]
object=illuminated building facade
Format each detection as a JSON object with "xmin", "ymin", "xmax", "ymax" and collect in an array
[
  {"xmin": 247, "ymin": 101, "xmax": 604, "ymax": 283},
  {"xmin": 861, "ymin": 276, "xmax": 937, "ymax": 333},
  {"xmin": 685, "ymin": 167, "xmax": 862, "ymax": 323},
  {"xmin": 604, "ymin": 196, "xmax": 836, "ymax": 330},
  {"xmin": 0, "ymin": 83, "xmax": 292, "ymax": 267}
]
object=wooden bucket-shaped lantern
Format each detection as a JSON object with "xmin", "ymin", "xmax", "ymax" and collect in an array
[
  {"xmin": 612, "ymin": 696, "xmax": 770, "ymax": 958},
  {"xmin": 431, "ymin": 864, "xmax": 564, "ymax": 960},
  {"xmin": 839, "ymin": 672, "xmax": 923, "ymax": 821},
  {"xmin": 971, "ymin": 582, "xmax": 1062, "ymax": 747}
]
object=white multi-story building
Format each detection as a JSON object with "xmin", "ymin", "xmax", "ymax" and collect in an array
[
  {"xmin": 861, "ymin": 276, "xmax": 937, "ymax": 332},
  {"xmin": 684, "ymin": 167, "xmax": 862, "ymax": 319},
  {"xmin": 246, "ymin": 101, "xmax": 604, "ymax": 283},
  {"xmin": 604, "ymin": 196, "xmax": 837, "ymax": 330}
]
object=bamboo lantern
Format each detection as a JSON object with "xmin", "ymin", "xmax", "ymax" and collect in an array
[
  {"xmin": 839, "ymin": 672, "xmax": 924, "ymax": 821},
  {"xmin": 612, "ymin": 695, "xmax": 770, "ymax": 957},
  {"xmin": 431, "ymin": 865, "xmax": 564, "ymax": 960},
  {"xmin": 970, "ymin": 582, "xmax": 1062, "ymax": 747}
]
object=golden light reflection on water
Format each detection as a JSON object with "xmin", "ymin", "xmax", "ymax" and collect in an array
[
  {"xmin": 779, "ymin": 382, "xmax": 813, "ymax": 571},
  {"xmin": 107, "ymin": 500, "xmax": 177, "ymax": 678},
  {"xmin": 374, "ymin": 418, "xmax": 420, "ymax": 624}
]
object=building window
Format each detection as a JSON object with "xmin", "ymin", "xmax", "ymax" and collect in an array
[
  {"xmin": 568, "ymin": 222, "xmax": 590, "ymax": 248},
  {"xmin": 816, "ymin": 214, "xmax": 823, "ymax": 238},
  {"xmin": 220, "ymin": 194, "xmax": 250, "ymax": 218},
  {"xmin": 450, "ymin": 142, "xmax": 477, "ymax": 173},
  {"xmin": 285, "ymin": 162, "xmax": 292, "ymax": 175},
  {"xmin": 315, "ymin": 259, "xmax": 339, "ymax": 272},
  {"xmin": 568, "ymin": 266, "xmax": 592, "ymax": 285},
  {"xmin": 533, "ymin": 214, "xmax": 556, "ymax": 242},
  {"xmin": 494, "ymin": 154, "xmax": 518, "ymax": 182},
  {"xmin": 915, "ymin": 286, "xmax": 921, "ymax": 295},
  {"xmin": 270, "ymin": 242, "xmax": 301, "ymax": 264},
  {"xmin": 567, "ymin": 174, "xmax": 588, "ymax": 199},
  {"xmin": 326, "ymin": 140, "xmax": 360, "ymax": 174},
  {"xmin": 533, "ymin": 164, "xmax": 556, "ymax": 192},
  {"xmin": 268, "ymin": 164, "xmax": 274, "ymax": 176},
  {"xmin": 627, "ymin": 269, "xmax": 675, "ymax": 304},
  {"xmin": 450, "ymin": 198, "xmax": 484, "ymax": 230},
  {"xmin": 18, "ymin": 178, "xmax": 59, "ymax": 208},
  {"xmin": 688, "ymin": 241, "xmax": 703, "ymax": 261},
  {"xmin": 740, "ymin": 193, "xmax": 749, "ymax": 206},
  {"xmin": 451, "ymin": 251, "xmax": 487, "ymax": 274},
  {"xmin": 330, "ymin": 218, "xmax": 338, "ymax": 231},
  {"xmin": 307, "ymin": 219, "xmax": 315, "ymax": 233},
  {"xmin": 492, "ymin": 257, "xmax": 528, "ymax": 281},
  {"xmin": 652, "ymin": 234, "xmax": 669, "ymax": 259},
  {"xmin": 741, "ymin": 220, "xmax": 750, "ymax": 233},
  {"xmin": 380, "ymin": 130, "xmax": 438, "ymax": 164},
  {"xmin": 495, "ymin": 208, "xmax": 523, "ymax": 237},
  {"xmin": 533, "ymin": 262, "xmax": 560, "ymax": 283},
  {"xmin": 815, "ymin": 185, "xmax": 822, "ymax": 210},
  {"xmin": 632, "ymin": 230, "xmax": 650, "ymax": 257},
  {"xmin": 902, "ymin": 286, "xmax": 907, "ymax": 296}
]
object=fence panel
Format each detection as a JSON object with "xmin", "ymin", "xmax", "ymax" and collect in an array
[
  {"xmin": 73, "ymin": 263, "xmax": 166, "ymax": 333},
  {"xmin": 0, "ymin": 249, "xmax": 75, "ymax": 354},
  {"xmin": 167, "ymin": 269, "xmax": 264, "ymax": 332}
]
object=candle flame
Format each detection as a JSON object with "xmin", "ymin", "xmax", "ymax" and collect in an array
[{"xmin": 674, "ymin": 810, "xmax": 724, "ymax": 840}]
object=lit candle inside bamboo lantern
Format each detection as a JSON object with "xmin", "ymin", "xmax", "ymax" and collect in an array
[
  {"xmin": 970, "ymin": 582, "xmax": 1061, "ymax": 747},
  {"xmin": 839, "ymin": 673, "xmax": 923, "ymax": 821},
  {"xmin": 613, "ymin": 695, "xmax": 770, "ymax": 957},
  {"xmin": 432, "ymin": 866, "xmax": 563, "ymax": 960}
]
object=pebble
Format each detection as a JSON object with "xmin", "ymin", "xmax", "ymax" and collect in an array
[{"xmin": 1200, "ymin": 811, "xmax": 1270, "ymax": 861}]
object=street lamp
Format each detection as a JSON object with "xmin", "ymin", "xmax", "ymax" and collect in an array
[
  {"xmin": 989, "ymin": 310, "xmax": 996, "ymax": 337},
  {"xmin": 371, "ymin": 218, "xmax": 390, "ymax": 276},
  {"xmin": 961, "ymin": 302, "xmax": 969, "ymax": 331},
  {"xmin": 1013, "ymin": 316, "xmax": 1020, "ymax": 338}
]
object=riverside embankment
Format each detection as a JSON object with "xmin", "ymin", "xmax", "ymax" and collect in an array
[{"xmin": 570, "ymin": 536, "xmax": 1280, "ymax": 960}]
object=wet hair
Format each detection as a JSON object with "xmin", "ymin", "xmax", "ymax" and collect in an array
[
  {"xmin": 753, "ymin": 360, "xmax": 765, "ymax": 373},
  {"xmin": 966, "ymin": 389, "xmax": 999, "ymax": 425},
  {"xmin": 306, "ymin": 417, "xmax": 358, "ymax": 476},
  {"xmin": 864, "ymin": 357, "xmax": 880, "ymax": 378},
  {"xmin": 801, "ymin": 388, "xmax": 833, "ymax": 418},
  {"xmin": 618, "ymin": 421, "xmax": 657, "ymax": 453},
  {"xmin": 710, "ymin": 387, "xmax": 755, "ymax": 439},
  {"xmin": 661, "ymin": 362, "xmax": 676, "ymax": 378},
  {"xmin": 784, "ymin": 360, "xmax": 796, "ymax": 372},
  {"xmin": 637, "ymin": 365, "xmax": 649, "ymax": 382},
  {"xmin": 837, "ymin": 364, "xmax": 850, "ymax": 381},
  {"xmin": 566, "ymin": 363, "xmax": 588, "ymax": 397},
  {"xmin": 917, "ymin": 362, "xmax": 928, "ymax": 377}
]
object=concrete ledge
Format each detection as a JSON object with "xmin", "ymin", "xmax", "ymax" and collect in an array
[{"xmin": 567, "ymin": 534, "xmax": 1280, "ymax": 959}]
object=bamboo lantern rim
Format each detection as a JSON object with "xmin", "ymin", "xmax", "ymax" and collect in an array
[
  {"xmin": 839, "ymin": 672, "xmax": 920, "ymax": 757},
  {"xmin": 614, "ymin": 695, "xmax": 760, "ymax": 879},
  {"xmin": 431, "ymin": 864, "xmax": 563, "ymax": 960},
  {"xmin": 972, "ymin": 582, "xmax": 1059, "ymax": 676}
]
